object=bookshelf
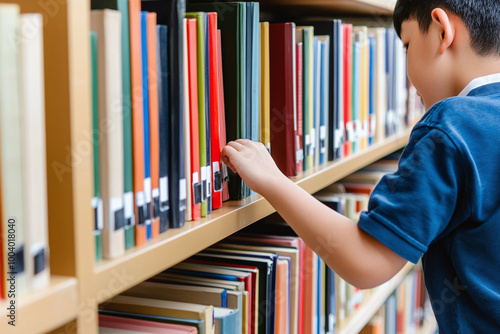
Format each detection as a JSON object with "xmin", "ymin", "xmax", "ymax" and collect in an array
[{"xmin": 0, "ymin": 0, "xmax": 422, "ymax": 333}]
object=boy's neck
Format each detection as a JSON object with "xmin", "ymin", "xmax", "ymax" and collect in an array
[{"xmin": 453, "ymin": 51, "xmax": 500, "ymax": 95}]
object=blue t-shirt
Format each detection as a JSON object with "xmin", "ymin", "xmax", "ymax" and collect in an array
[{"xmin": 358, "ymin": 81, "xmax": 500, "ymax": 333}]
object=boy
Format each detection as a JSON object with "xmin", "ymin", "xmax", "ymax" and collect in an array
[{"xmin": 221, "ymin": 0, "xmax": 500, "ymax": 332}]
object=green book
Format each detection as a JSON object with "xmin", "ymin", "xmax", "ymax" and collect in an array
[
  {"xmin": 91, "ymin": 0, "xmax": 135, "ymax": 249},
  {"xmin": 186, "ymin": 12, "xmax": 209, "ymax": 217},
  {"xmin": 297, "ymin": 26, "xmax": 314, "ymax": 171},
  {"xmin": 90, "ymin": 31, "xmax": 103, "ymax": 262}
]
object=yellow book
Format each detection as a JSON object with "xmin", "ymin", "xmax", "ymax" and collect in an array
[
  {"xmin": 102, "ymin": 295, "xmax": 214, "ymax": 334},
  {"xmin": 260, "ymin": 22, "xmax": 271, "ymax": 151}
]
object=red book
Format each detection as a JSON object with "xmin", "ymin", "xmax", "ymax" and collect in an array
[
  {"xmin": 343, "ymin": 24, "xmax": 353, "ymax": 158},
  {"xmin": 207, "ymin": 12, "xmax": 222, "ymax": 210},
  {"xmin": 269, "ymin": 23, "xmax": 297, "ymax": 177},
  {"xmin": 296, "ymin": 42, "xmax": 304, "ymax": 174},
  {"xmin": 147, "ymin": 12, "xmax": 160, "ymax": 238},
  {"xmin": 187, "ymin": 18, "xmax": 201, "ymax": 221},
  {"xmin": 217, "ymin": 30, "xmax": 230, "ymax": 202},
  {"xmin": 129, "ymin": 0, "xmax": 147, "ymax": 246}
]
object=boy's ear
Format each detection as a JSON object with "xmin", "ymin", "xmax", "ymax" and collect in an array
[{"xmin": 431, "ymin": 8, "xmax": 455, "ymax": 54}]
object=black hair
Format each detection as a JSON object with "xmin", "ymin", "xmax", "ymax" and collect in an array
[{"xmin": 393, "ymin": 0, "xmax": 500, "ymax": 56}]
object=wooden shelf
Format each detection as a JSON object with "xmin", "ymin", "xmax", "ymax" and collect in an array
[
  {"xmin": 261, "ymin": 0, "xmax": 396, "ymax": 15},
  {"xmin": 93, "ymin": 129, "xmax": 411, "ymax": 304},
  {"xmin": 337, "ymin": 263, "xmax": 414, "ymax": 334},
  {"xmin": 0, "ymin": 276, "xmax": 78, "ymax": 334}
]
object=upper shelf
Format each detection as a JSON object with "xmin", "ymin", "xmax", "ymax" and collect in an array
[
  {"xmin": 260, "ymin": 0, "xmax": 397, "ymax": 16},
  {"xmin": 92, "ymin": 128, "xmax": 411, "ymax": 304}
]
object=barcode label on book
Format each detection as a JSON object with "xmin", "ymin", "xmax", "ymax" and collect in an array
[
  {"xmin": 179, "ymin": 178, "xmax": 187, "ymax": 200},
  {"xmin": 160, "ymin": 177, "xmax": 168, "ymax": 202}
]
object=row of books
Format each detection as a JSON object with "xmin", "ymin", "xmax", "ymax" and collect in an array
[{"xmin": 0, "ymin": 7, "xmax": 50, "ymax": 301}]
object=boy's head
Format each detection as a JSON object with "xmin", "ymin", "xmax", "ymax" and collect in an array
[
  {"xmin": 393, "ymin": 0, "xmax": 500, "ymax": 109},
  {"xmin": 394, "ymin": 0, "xmax": 500, "ymax": 56}
]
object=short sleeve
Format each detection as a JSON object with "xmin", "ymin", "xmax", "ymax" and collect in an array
[{"xmin": 358, "ymin": 127, "xmax": 467, "ymax": 263}]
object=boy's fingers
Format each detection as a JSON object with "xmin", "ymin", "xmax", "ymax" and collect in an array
[
  {"xmin": 221, "ymin": 153, "xmax": 237, "ymax": 173},
  {"xmin": 226, "ymin": 140, "xmax": 246, "ymax": 151},
  {"xmin": 221, "ymin": 145, "xmax": 238, "ymax": 173}
]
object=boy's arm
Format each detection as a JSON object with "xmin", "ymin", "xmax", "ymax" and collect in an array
[{"xmin": 221, "ymin": 139, "xmax": 408, "ymax": 289}]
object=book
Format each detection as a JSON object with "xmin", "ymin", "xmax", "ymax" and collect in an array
[
  {"xmin": 99, "ymin": 314, "xmax": 199, "ymax": 333},
  {"xmin": 140, "ymin": 11, "xmax": 153, "ymax": 240},
  {"xmin": 185, "ymin": 12, "xmax": 209, "ymax": 217},
  {"xmin": 182, "ymin": 18, "xmax": 193, "ymax": 222},
  {"xmin": 317, "ymin": 36, "xmax": 330, "ymax": 166},
  {"xmin": 156, "ymin": 24, "xmax": 171, "ymax": 233},
  {"xmin": 259, "ymin": 22, "xmax": 271, "ymax": 152},
  {"xmin": 296, "ymin": 42, "xmax": 304, "ymax": 175},
  {"xmin": 147, "ymin": 12, "xmax": 160, "ymax": 239},
  {"xmin": 269, "ymin": 22, "xmax": 297, "ymax": 177},
  {"xmin": 122, "ymin": 281, "xmax": 228, "ymax": 308},
  {"xmin": 90, "ymin": 0, "xmax": 136, "ymax": 250},
  {"xmin": 0, "ymin": 3, "xmax": 28, "ymax": 297},
  {"xmin": 207, "ymin": 12, "xmax": 223, "ymax": 210},
  {"xmin": 20, "ymin": 13, "xmax": 50, "ymax": 291},
  {"xmin": 129, "ymin": 0, "xmax": 147, "ymax": 245},
  {"xmin": 102, "ymin": 295, "xmax": 214, "ymax": 334},
  {"xmin": 214, "ymin": 306, "xmax": 240, "ymax": 334},
  {"xmin": 296, "ymin": 26, "xmax": 314, "ymax": 171},
  {"xmin": 216, "ymin": 30, "xmax": 230, "ymax": 202},
  {"xmin": 185, "ymin": 16, "xmax": 202, "ymax": 221},
  {"xmin": 91, "ymin": 9, "xmax": 125, "ymax": 259},
  {"xmin": 343, "ymin": 24, "xmax": 353, "ymax": 157},
  {"xmin": 90, "ymin": 31, "xmax": 103, "ymax": 261},
  {"xmin": 312, "ymin": 36, "xmax": 320, "ymax": 167},
  {"xmin": 101, "ymin": 309, "xmax": 206, "ymax": 334}
]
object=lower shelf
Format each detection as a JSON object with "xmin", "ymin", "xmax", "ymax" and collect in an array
[
  {"xmin": 0, "ymin": 275, "xmax": 78, "ymax": 334},
  {"xmin": 337, "ymin": 263, "xmax": 414, "ymax": 334}
]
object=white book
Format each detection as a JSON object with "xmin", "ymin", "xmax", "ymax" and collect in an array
[
  {"xmin": 0, "ymin": 4, "xmax": 28, "ymax": 298},
  {"xmin": 367, "ymin": 27, "xmax": 388, "ymax": 143},
  {"xmin": 91, "ymin": 9, "xmax": 125, "ymax": 259},
  {"xmin": 20, "ymin": 13, "xmax": 50, "ymax": 292}
]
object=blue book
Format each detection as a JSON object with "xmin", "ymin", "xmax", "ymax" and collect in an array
[
  {"xmin": 250, "ymin": 2, "xmax": 260, "ymax": 143},
  {"xmin": 214, "ymin": 307, "xmax": 240, "ymax": 334},
  {"xmin": 312, "ymin": 36, "xmax": 319, "ymax": 167},
  {"xmin": 156, "ymin": 24, "xmax": 170, "ymax": 233},
  {"xmin": 319, "ymin": 37, "xmax": 330, "ymax": 165},
  {"xmin": 368, "ymin": 35, "xmax": 375, "ymax": 146},
  {"xmin": 249, "ymin": 2, "xmax": 259, "ymax": 197},
  {"xmin": 141, "ymin": 12, "xmax": 152, "ymax": 239}
]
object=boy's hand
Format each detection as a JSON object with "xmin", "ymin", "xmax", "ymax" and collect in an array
[{"xmin": 221, "ymin": 139, "xmax": 287, "ymax": 195}]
